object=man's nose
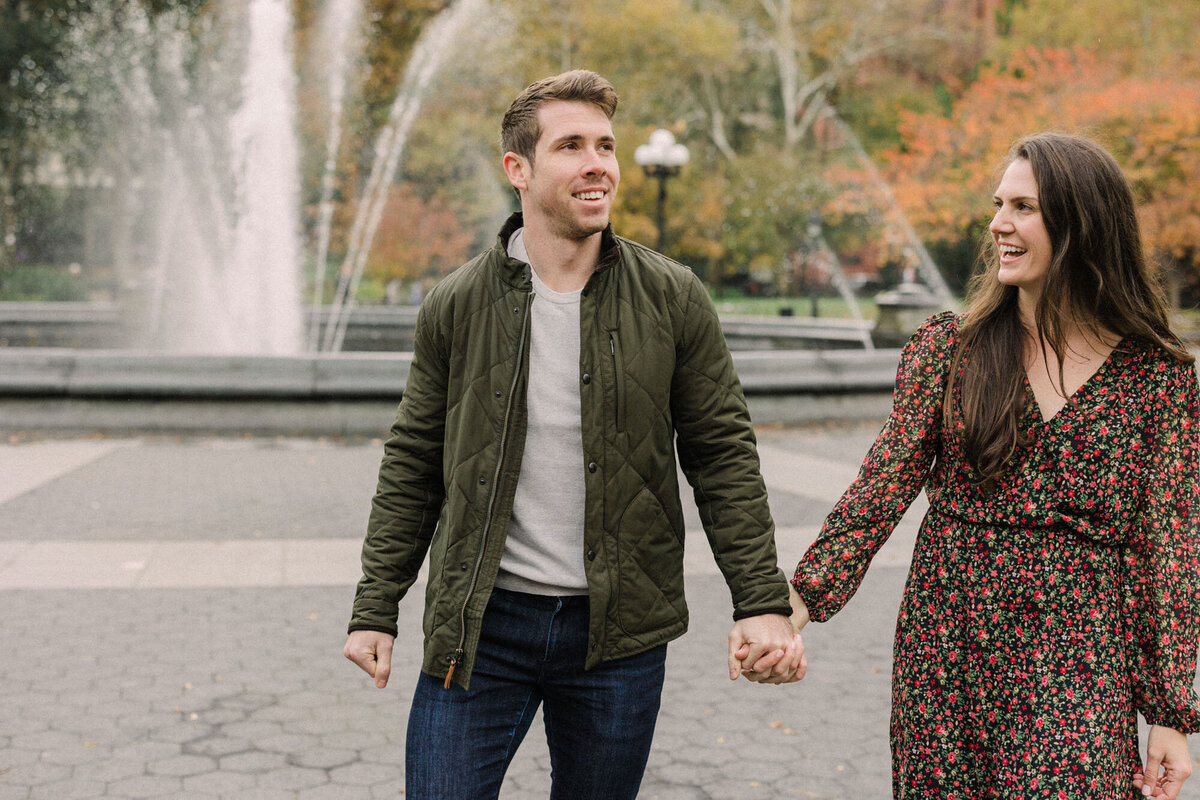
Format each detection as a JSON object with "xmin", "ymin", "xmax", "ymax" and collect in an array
[{"xmin": 581, "ymin": 148, "xmax": 606, "ymax": 176}]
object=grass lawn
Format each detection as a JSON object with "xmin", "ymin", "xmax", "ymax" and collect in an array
[{"xmin": 710, "ymin": 296, "xmax": 1200, "ymax": 342}]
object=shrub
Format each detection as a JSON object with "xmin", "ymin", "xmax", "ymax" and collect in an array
[{"xmin": 0, "ymin": 265, "xmax": 91, "ymax": 301}]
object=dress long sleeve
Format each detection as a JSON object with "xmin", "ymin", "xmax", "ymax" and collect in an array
[
  {"xmin": 1119, "ymin": 358, "xmax": 1200, "ymax": 732},
  {"xmin": 792, "ymin": 312, "xmax": 956, "ymax": 621}
]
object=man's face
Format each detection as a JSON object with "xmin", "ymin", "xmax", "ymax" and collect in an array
[{"xmin": 504, "ymin": 100, "xmax": 620, "ymax": 242}]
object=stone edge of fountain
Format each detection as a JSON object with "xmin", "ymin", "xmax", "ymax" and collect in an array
[{"xmin": 0, "ymin": 347, "xmax": 900, "ymax": 399}]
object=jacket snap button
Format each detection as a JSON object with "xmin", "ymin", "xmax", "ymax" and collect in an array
[
  {"xmin": 460, "ymin": 562, "xmax": 469, "ymax": 571},
  {"xmin": 479, "ymin": 476, "xmax": 487, "ymax": 485},
  {"xmin": 586, "ymin": 550, "xmax": 596, "ymax": 561},
  {"xmin": 587, "ymin": 462, "xmax": 597, "ymax": 473},
  {"xmin": 581, "ymin": 373, "xmax": 591, "ymax": 385},
  {"xmin": 494, "ymin": 390, "xmax": 502, "ymax": 397}
]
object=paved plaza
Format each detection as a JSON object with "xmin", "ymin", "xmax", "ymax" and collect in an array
[{"xmin": 0, "ymin": 421, "xmax": 1194, "ymax": 799}]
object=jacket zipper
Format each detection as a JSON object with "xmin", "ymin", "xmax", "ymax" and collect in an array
[{"xmin": 444, "ymin": 290, "xmax": 534, "ymax": 689}]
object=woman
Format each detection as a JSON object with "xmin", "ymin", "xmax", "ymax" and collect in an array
[{"xmin": 787, "ymin": 133, "xmax": 1199, "ymax": 798}]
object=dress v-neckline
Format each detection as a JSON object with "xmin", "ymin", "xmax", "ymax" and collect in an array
[{"xmin": 1024, "ymin": 337, "xmax": 1126, "ymax": 425}]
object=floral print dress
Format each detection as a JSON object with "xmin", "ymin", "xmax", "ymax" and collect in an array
[{"xmin": 793, "ymin": 312, "xmax": 1200, "ymax": 798}]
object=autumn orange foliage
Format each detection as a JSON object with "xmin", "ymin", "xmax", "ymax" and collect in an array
[
  {"xmin": 368, "ymin": 184, "xmax": 476, "ymax": 284},
  {"xmin": 867, "ymin": 47, "xmax": 1200, "ymax": 268}
]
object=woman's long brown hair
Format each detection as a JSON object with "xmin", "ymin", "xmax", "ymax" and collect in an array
[{"xmin": 944, "ymin": 132, "xmax": 1192, "ymax": 489}]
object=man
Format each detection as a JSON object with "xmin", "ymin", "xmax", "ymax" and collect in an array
[{"xmin": 344, "ymin": 69, "xmax": 803, "ymax": 799}]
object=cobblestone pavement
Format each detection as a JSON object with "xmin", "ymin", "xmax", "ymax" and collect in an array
[{"xmin": 0, "ymin": 422, "xmax": 1194, "ymax": 799}]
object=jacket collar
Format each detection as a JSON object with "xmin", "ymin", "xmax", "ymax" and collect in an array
[{"xmin": 494, "ymin": 212, "xmax": 620, "ymax": 288}]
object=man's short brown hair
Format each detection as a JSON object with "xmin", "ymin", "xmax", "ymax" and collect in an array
[{"xmin": 500, "ymin": 70, "xmax": 618, "ymax": 163}]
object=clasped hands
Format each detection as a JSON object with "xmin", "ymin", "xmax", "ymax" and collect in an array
[
  {"xmin": 727, "ymin": 584, "xmax": 811, "ymax": 685},
  {"xmin": 349, "ymin": 585, "xmax": 814, "ymax": 689}
]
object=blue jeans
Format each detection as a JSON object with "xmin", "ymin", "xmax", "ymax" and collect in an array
[{"xmin": 405, "ymin": 587, "xmax": 667, "ymax": 799}]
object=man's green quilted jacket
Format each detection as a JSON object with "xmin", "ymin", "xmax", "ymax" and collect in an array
[{"xmin": 349, "ymin": 214, "xmax": 789, "ymax": 689}]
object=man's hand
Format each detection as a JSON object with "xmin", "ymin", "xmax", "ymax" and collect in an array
[
  {"xmin": 1134, "ymin": 725, "xmax": 1192, "ymax": 799},
  {"xmin": 732, "ymin": 584, "xmax": 812, "ymax": 684},
  {"xmin": 344, "ymin": 630, "xmax": 395, "ymax": 689},
  {"xmin": 726, "ymin": 612, "xmax": 805, "ymax": 684}
]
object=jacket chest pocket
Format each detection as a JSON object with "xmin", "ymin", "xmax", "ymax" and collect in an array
[{"xmin": 608, "ymin": 332, "xmax": 627, "ymax": 434}]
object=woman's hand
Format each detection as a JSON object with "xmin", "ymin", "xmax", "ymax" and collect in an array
[
  {"xmin": 736, "ymin": 583, "xmax": 813, "ymax": 684},
  {"xmin": 1134, "ymin": 725, "xmax": 1192, "ymax": 799},
  {"xmin": 787, "ymin": 583, "xmax": 810, "ymax": 633}
]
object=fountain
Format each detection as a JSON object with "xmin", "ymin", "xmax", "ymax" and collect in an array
[
  {"xmin": 0, "ymin": 0, "xmax": 961, "ymax": 434},
  {"xmin": 11, "ymin": 0, "xmax": 954, "ymax": 356},
  {"xmin": 80, "ymin": 0, "xmax": 307, "ymax": 354},
  {"xmin": 3, "ymin": 0, "xmax": 509, "ymax": 357},
  {"xmin": 222, "ymin": 0, "xmax": 304, "ymax": 355},
  {"xmin": 32, "ymin": 0, "xmax": 488, "ymax": 356}
]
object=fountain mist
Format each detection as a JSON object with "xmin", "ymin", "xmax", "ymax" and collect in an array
[
  {"xmin": 307, "ymin": 0, "xmax": 363, "ymax": 351},
  {"xmin": 222, "ymin": 0, "xmax": 304, "ymax": 354},
  {"xmin": 75, "ymin": 0, "xmax": 304, "ymax": 354},
  {"xmin": 320, "ymin": 0, "xmax": 487, "ymax": 352}
]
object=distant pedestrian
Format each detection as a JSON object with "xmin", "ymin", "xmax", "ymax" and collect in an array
[
  {"xmin": 385, "ymin": 278, "xmax": 403, "ymax": 305},
  {"xmin": 776, "ymin": 133, "xmax": 1199, "ymax": 798},
  {"xmin": 344, "ymin": 69, "xmax": 803, "ymax": 799}
]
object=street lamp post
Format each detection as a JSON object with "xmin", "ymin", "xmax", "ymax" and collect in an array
[
  {"xmin": 634, "ymin": 129, "xmax": 689, "ymax": 253},
  {"xmin": 806, "ymin": 210, "xmax": 822, "ymax": 317}
]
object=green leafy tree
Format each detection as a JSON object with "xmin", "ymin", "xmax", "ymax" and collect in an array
[
  {"xmin": 489, "ymin": 0, "xmax": 973, "ymax": 289},
  {"xmin": 0, "ymin": 1, "xmax": 84, "ymax": 274},
  {"xmin": 992, "ymin": 0, "xmax": 1200, "ymax": 77}
]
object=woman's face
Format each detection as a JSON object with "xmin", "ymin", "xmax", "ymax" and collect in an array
[{"xmin": 989, "ymin": 158, "xmax": 1053, "ymax": 300}]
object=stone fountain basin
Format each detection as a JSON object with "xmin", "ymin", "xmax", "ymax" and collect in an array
[
  {"xmin": 0, "ymin": 347, "xmax": 902, "ymax": 399},
  {"xmin": 0, "ymin": 347, "xmax": 903, "ymax": 434}
]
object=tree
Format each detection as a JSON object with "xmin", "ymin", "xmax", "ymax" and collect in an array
[
  {"xmin": 992, "ymin": 0, "xmax": 1200, "ymax": 77},
  {"xmin": 865, "ymin": 45, "xmax": 1200, "ymax": 298},
  {"xmin": 293, "ymin": 0, "xmax": 458, "ymax": 290},
  {"xmin": 483, "ymin": 0, "xmax": 973, "ymax": 288},
  {"xmin": 0, "ymin": 1, "xmax": 86, "ymax": 273},
  {"xmin": 368, "ymin": 182, "xmax": 475, "ymax": 285}
]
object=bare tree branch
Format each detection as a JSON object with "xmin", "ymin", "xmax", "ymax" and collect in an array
[{"xmin": 699, "ymin": 71, "xmax": 738, "ymax": 162}]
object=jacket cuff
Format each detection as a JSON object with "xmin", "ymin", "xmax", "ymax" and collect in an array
[
  {"xmin": 347, "ymin": 623, "xmax": 398, "ymax": 637},
  {"xmin": 732, "ymin": 605, "xmax": 793, "ymax": 621}
]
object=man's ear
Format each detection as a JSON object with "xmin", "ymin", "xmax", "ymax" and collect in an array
[{"xmin": 503, "ymin": 151, "xmax": 529, "ymax": 192}]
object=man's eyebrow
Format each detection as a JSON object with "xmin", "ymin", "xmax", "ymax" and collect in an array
[{"xmin": 549, "ymin": 133, "xmax": 616, "ymax": 145}]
